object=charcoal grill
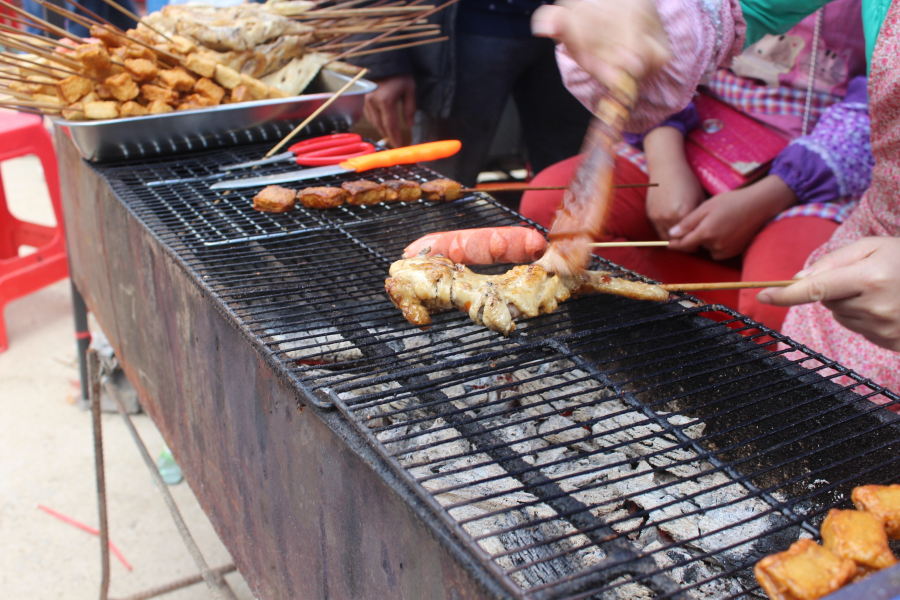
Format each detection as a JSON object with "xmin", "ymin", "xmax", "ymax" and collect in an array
[{"xmin": 58, "ymin": 131, "xmax": 900, "ymax": 600}]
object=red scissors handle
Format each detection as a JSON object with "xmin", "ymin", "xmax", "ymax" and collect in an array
[{"xmin": 287, "ymin": 133, "xmax": 376, "ymax": 166}]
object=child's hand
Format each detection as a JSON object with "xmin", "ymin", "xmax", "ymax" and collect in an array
[
  {"xmin": 667, "ymin": 176, "xmax": 797, "ymax": 259},
  {"xmin": 758, "ymin": 237, "xmax": 900, "ymax": 351},
  {"xmin": 531, "ymin": 0, "xmax": 671, "ymax": 87},
  {"xmin": 644, "ymin": 127, "xmax": 704, "ymax": 239}
]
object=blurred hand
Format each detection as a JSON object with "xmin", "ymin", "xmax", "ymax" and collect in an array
[
  {"xmin": 363, "ymin": 74, "xmax": 416, "ymax": 148},
  {"xmin": 668, "ymin": 176, "xmax": 797, "ymax": 260},
  {"xmin": 643, "ymin": 126, "xmax": 704, "ymax": 239},
  {"xmin": 758, "ymin": 237, "xmax": 900, "ymax": 351},
  {"xmin": 531, "ymin": 0, "xmax": 671, "ymax": 87}
]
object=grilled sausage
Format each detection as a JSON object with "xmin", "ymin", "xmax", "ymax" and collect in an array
[{"xmin": 404, "ymin": 227, "xmax": 547, "ymax": 264}]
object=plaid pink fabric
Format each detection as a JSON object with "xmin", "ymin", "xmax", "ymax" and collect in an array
[{"xmin": 706, "ymin": 71, "xmax": 841, "ymax": 123}]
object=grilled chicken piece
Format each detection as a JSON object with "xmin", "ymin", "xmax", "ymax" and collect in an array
[
  {"xmin": 421, "ymin": 178, "xmax": 462, "ymax": 202},
  {"xmin": 384, "ymin": 179, "xmax": 422, "ymax": 202},
  {"xmin": 342, "ymin": 180, "xmax": 386, "ymax": 206},
  {"xmin": 754, "ymin": 539, "xmax": 857, "ymax": 600},
  {"xmin": 384, "ymin": 252, "xmax": 669, "ymax": 335},
  {"xmin": 253, "ymin": 185, "xmax": 296, "ymax": 213},
  {"xmin": 297, "ymin": 186, "xmax": 346, "ymax": 209},
  {"xmin": 853, "ymin": 484, "xmax": 900, "ymax": 539},
  {"xmin": 821, "ymin": 509, "xmax": 898, "ymax": 577}
]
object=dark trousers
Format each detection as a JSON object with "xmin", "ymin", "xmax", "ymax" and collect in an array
[{"xmin": 414, "ymin": 35, "xmax": 592, "ymax": 186}]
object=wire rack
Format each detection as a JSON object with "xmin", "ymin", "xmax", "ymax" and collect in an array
[{"xmin": 96, "ymin": 140, "xmax": 900, "ymax": 600}]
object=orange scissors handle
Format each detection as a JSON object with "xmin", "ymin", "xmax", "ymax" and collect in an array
[{"xmin": 288, "ymin": 133, "xmax": 376, "ymax": 166}]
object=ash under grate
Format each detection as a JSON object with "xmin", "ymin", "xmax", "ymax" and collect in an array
[{"xmin": 94, "ymin": 140, "xmax": 900, "ymax": 600}]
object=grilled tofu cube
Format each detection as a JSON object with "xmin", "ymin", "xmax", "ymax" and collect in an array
[
  {"xmin": 147, "ymin": 99, "xmax": 174, "ymax": 115},
  {"xmin": 384, "ymin": 179, "xmax": 422, "ymax": 202},
  {"xmin": 75, "ymin": 44, "xmax": 112, "ymax": 74},
  {"xmin": 80, "ymin": 91, "xmax": 99, "ymax": 105},
  {"xmin": 105, "ymin": 72, "xmax": 140, "ymax": 102},
  {"xmin": 853, "ymin": 484, "xmax": 900, "ymax": 539},
  {"xmin": 170, "ymin": 35, "xmax": 197, "ymax": 55},
  {"xmin": 176, "ymin": 93, "xmax": 212, "ymax": 111},
  {"xmin": 158, "ymin": 67, "xmax": 196, "ymax": 92},
  {"xmin": 297, "ymin": 187, "xmax": 346, "ymax": 209},
  {"xmin": 754, "ymin": 539, "xmax": 857, "ymax": 600},
  {"xmin": 119, "ymin": 100, "xmax": 148, "ymax": 117},
  {"xmin": 267, "ymin": 86, "xmax": 290, "ymax": 99},
  {"xmin": 184, "ymin": 53, "xmax": 217, "ymax": 78},
  {"xmin": 421, "ymin": 178, "xmax": 462, "ymax": 201},
  {"xmin": 214, "ymin": 64, "xmax": 242, "ymax": 90},
  {"xmin": 84, "ymin": 101, "xmax": 120, "ymax": 120},
  {"xmin": 33, "ymin": 93, "xmax": 64, "ymax": 107},
  {"xmin": 822, "ymin": 509, "xmax": 898, "ymax": 575},
  {"xmin": 239, "ymin": 74, "xmax": 268, "ymax": 100},
  {"xmin": 61, "ymin": 102, "xmax": 85, "ymax": 121},
  {"xmin": 230, "ymin": 84, "xmax": 253, "ymax": 103},
  {"xmin": 95, "ymin": 84, "xmax": 114, "ymax": 100},
  {"xmin": 140, "ymin": 84, "xmax": 179, "ymax": 105},
  {"xmin": 90, "ymin": 24, "xmax": 125, "ymax": 48},
  {"xmin": 125, "ymin": 44, "xmax": 156, "ymax": 62},
  {"xmin": 193, "ymin": 77, "xmax": 225, "ymax": 105},
  {"xmin": 56, "ymin": 75, "xmax": 93, "ymax": 103},
  {"xmin": 124, "ymin": 58, "xmax": 158, "ymax": 83},
  {"xmin": 253, "ymin": 185, "xmax": 297, "ymax": 213},
  {"xmin": 342, "ymin": 180, "xmax": 386, "ymax": 206}
]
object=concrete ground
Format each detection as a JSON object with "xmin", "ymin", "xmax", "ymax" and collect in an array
[{"xmin": 0, "ymin": 155, "xmax": 254, "ymax": 600}]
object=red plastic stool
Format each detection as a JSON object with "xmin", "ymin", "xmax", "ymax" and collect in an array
[{"xmin": 0, "ymin": 112, "xmax": 68, "ymax": 353}]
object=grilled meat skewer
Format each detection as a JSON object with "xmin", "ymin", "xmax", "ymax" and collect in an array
[{"xmin": 385, "ymin": 251, "xmax": 669, "ymax": 335}]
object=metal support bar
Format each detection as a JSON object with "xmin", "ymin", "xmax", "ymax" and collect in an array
[
  {"xmin": 73, "ymin": 282, "xmax": 91, "ymax": 405},
  {"xmin": 90, "ymin": 349, "xmax": 111, "ymax": 600},
  {"xmin": 88, "ymin": 347, "xmax": 238, "ymax": 600},
  {"xmin": 109, "ymin": 564, "xmax": 237, "ymax": 600}
]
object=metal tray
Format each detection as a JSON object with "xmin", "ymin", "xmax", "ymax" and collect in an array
[{"xmin": 54, "ymin": 70, "xmax": 376, "ymax": 163}]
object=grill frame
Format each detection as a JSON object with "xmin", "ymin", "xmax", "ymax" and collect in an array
[{"xmin": 63, "ymin": 133, "xmax": 900, "ymax": 600}]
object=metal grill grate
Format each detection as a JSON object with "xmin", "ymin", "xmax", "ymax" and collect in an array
[{"xmin": 96, "ymin": 140, "xmax": 900, "ymax": 600}]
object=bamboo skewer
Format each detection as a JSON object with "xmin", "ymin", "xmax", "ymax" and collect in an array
[
  {"xmin": 93, "ymin": 0, "xmax": 175, "ymax": 42},
  {"xmin": 467, "ymin": 183, "xmax": 659, "ymax": 193},
  {"xmin": 588, "ymin": 240, "xmax": 670, "ymax": 248},
  {"xmin": 0, "ymin": 104, "xmax": 55, "ymax": 116},
  {"xmin": 343, "ymin": 35, "xmax": 447, "ymax": 58},
  {"xmin": 315, "ymin": 23, "xmax": 439, "ymax": 34},
  {"xmin": 662, "ymin": 280, "xmax": 797, "ymax": 292},
  {"xmin": 265, "ymin": 68, "xmax": 369, "ymax": 158},
  {"xmin": 316, "ymin": 29, "xmax": 440, "ymax": 51},
  {"xmin": 0, "ymin": 85, "xmax": 44, "ymax": 100},
  {"xmin": 299, "ymin": 6, "xmax": 436, "ymax": 17},
  {"xmin": 0, "ymin": 32, "xmax": 83, "ymax": 70},
  {"xmin": 0, "ymin": 0, "xmax": 87, "ymax": 45},
  {"xmin": 328, "ymin": 0, "xmax": 460, "ymax": 64},
  {"xmin": 0, "ymin": 72, "xmax": 59, "ymax": 85},
  {"xmin": 0, "ymin": 53, "xmax": 92, "ymax": 81}
]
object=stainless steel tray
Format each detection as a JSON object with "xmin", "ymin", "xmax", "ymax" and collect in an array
[{"xmin": 54, "ymin": 70, "xmax": 376, "ymax": 163}]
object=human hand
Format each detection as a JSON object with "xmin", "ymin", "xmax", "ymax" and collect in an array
[
  {"xmin": 757, "ymin": 237, "xmax": 900, "ymax": 351},
  {"xmin": 643, "ymin": 126, "xmax": 704, "ymax": 239},
  {"xmin": 531, "ymin": 0, "xmax": 671, "ymax": 88},
  {"xmin": 668, "ymin": 176, "xmax": 797, "ymax": 259},
  {"xmin": 363, "ymin": 74, "xmax": 416, "ymax": 148}
]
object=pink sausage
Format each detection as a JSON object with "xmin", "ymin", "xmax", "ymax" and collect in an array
[{"xmin": 403, "ymin": 227, "xmax": 548, "ymax": 264}]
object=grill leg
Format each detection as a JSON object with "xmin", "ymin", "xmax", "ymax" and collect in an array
[
  {"xmin": 89, "ymin": 349, "xmax": 111, "ymax": 600},
  {"xmin": 73, "ymin": 282, "xmax": 91, "ymax": 406}
]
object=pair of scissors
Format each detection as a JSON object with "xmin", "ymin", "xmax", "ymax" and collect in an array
[{"xmin": 218, "ymin": 133, "xmax": 376, "ymax": 172}]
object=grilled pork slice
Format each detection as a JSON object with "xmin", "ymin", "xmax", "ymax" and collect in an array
[
  {"xmin": 421, "ymin": 178, "xmax": 462, "ymax": 201},
  {"xmin": 384, "ymin": 179, "xmax": 422, "ymax": 202},
  {"xmin": 253, "ymin": 185, "xmax": 296, "ymax": 213},
  {"xmin": 821, "ymin": 509, "xmax": 898, "ymax": 576},
  {"xmin": 297, "ymin": 186, "xmax": 346, "ymax": 209},
  {"xmin": 342, "ymin": 180, "xmax": 386, "ymax": 206},
  {"xmin": 384, "ymin": 252, "xmax": 669, "ymax": 335}
]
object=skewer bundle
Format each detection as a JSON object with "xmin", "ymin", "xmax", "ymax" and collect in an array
[{"xmin": 0, "ymin": 0, "xmax": 452, "ymax": 119}]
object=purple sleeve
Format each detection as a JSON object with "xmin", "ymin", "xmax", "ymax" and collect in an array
[
  {"xmin": 770, "ymin": 76, "xmax": 873, "ymax": 204},
  {"xmin": 622, "ymin": 102, "xmax": 700, "ymax": 150}
]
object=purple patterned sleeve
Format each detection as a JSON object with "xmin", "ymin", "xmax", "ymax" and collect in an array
[
  {"xmin": 770, "ymin": 76, "xmax": 873, "ymax": 204},
  {"xmin": 622, "ymin": 102, "xmax": 701, "ymax": 150}
]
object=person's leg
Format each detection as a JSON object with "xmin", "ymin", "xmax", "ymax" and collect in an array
[
  {"xmin": 510, "ymin": 38, "xmax": 592, "ymax": 175},
  {"xmin": 414, "ymin": 35, "xmax": 531, "ymax": 186},
  {"xmin": 739, "ymin": 216, "xmax": 839, "ymax": 331}
]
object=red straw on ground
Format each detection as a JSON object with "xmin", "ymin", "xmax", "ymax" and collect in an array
[{"xmin": 38, "ymin": 504, "xmax": 133, "ymax": 570}]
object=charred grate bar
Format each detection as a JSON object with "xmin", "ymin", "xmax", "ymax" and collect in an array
[{"xmin": 95, "ymin": 141, "xmax": 900, "ymax": 600}]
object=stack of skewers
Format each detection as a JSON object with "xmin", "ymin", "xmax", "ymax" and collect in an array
[{"xmin": 0, "ymin": 0, "xmax": 454, "ymax": 120}]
